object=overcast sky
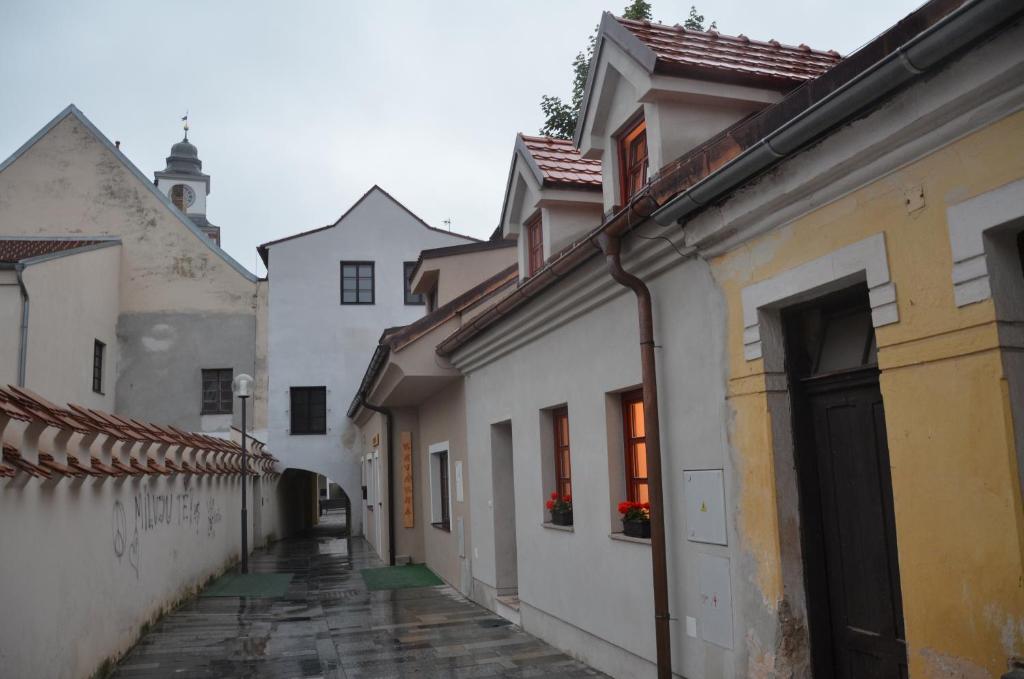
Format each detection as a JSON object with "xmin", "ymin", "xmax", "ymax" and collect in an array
[{"xmin": 1, "ymin": 0, "xmax": 924, "ymax": 276}]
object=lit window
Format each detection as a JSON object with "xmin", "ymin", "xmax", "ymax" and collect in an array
[
  {"xmin": 622, "ymin": 390, "xmax": 648, "ymax": 503},
  {"xmin": 341, "ymin": 261, "xmax": 374, "ymax": 305},
  {"xmin": 525, "ymin": 213, "xmax": 543, "ymax": 275},
  {"xmin": 553, "ymin": 407, "xmax": 572, "ymax": 499},
  {"xmin": 618, "ymin": 117, "xmax": 648, "ymax": 204},
  {"xmin": 201, "ymin": 368, "xmax": 233, "ymax": 415}
]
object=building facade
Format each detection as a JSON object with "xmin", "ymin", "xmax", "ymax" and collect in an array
[
  {"xmin": 259, "ymin": 186, "xmax": 476, "ymax": 536},
  {"xmin": 0, "ymin": 105, "xmax": 263, "ymax": 435}
]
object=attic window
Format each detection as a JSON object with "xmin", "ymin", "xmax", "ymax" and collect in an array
[
  {"xmin": 618, "ymin": 117, "xmax": 648, "ymax": 204},
  {"xmin": 526, "ymin": 213, "xmax": 543, "ymax": 276}
]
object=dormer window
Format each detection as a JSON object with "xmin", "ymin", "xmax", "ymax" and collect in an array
[
  {"xmin": 618, "ymin": 117, "xmax": 648, "ymax": 204},
  {"xmin": 525, "ymin": 213, "xmax": 544, "ymax": 275}
]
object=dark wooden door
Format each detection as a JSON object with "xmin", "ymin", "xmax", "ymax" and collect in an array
[{"xmin": 802, "ymin": 370, "xmax": 907, "ymax": 678}]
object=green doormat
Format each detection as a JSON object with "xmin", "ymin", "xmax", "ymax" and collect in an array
[
  {"xmin": 200, "ymin": 573, "xmax": 294, "ymax": 598},
  {"xmin": 360, "ymin": 564, "xmax": 443, "ymax": 591}
]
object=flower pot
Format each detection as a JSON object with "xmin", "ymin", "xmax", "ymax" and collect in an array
[
  {"xmin": 622, "ymin": 519, "xmax": 651, "ymax": 539},
  {"xmin": 550, "ymin": 509, "xmax": 573, "ymax": 526}
]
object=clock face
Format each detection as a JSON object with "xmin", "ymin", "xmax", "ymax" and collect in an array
[{"xmin": 171, "ymin": 184, "xmax": 196, "ymax": 210}]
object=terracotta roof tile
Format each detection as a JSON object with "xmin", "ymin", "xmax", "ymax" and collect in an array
[
  {"xmin": 520, "ymin": 135, "xmax": 602, "ymax": 189},
  {"xmin": 0, "ymin": 238, "xmax": 112, "ymax": 264},
  {"xmin": 615, "ymin": 16, "xmax": 841, "ymax": 85}
]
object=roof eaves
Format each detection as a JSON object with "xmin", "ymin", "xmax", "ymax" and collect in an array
[{"xmin": 0, "ymin": 105, "xmax": 258, "ymax": 283}]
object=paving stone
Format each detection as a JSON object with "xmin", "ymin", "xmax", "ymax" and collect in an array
[{"xmin": 112, "ymin": 512, "xmax": 606, "ymax": 678}]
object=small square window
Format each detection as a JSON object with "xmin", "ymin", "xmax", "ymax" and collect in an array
[
  {"xmin": 291, "ymin": 386, "xmax": 327, "ymax": 435},
  {"xmin": 201, "ymin": 369, "xmax": 233, "ymax": 415},
  {"xmin": 404, "ymin": 262, "xmax": 424, "ymax": 305},
  {"xmin": 341, "ymin": 261, "xmax": 375, "ymax": 305},
  {"xmin": 92, "ymin": 340, "xmax": 105, "ymax": 394}
]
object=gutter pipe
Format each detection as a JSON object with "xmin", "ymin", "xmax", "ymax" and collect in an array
[
  {"xmin": 652, "ymin": 0, "xmax": 1022, "ymax": 226},
  {"xmin": 360, "ymin": 397, "xmax": 397, "ymax": 567},
  {"xmin": 596, "ymin": 230, "xmax": 672, "ymax": 678},
  {"xmin": 1, "ymin": 262, "xmax": 30, "ymax": 387}
]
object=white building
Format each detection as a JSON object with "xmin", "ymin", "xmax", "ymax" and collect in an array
[{"xmin": 259, "ymin": 186, "xmax": 475, "ymax": 535}]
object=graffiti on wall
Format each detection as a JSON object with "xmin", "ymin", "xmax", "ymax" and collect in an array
[{"xmin": 112, "ymin": 488, "xmax": 226, "ymax": 579}]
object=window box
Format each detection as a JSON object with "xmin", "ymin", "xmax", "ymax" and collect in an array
[
  {"xmin": 549, "ymin": 508, "xmax": 573, "ymax": 526},
  {"xmin": 622, "ymin": 519, "xmax": 651, "ymax": 539},
  {"xmin": 543, "ymin": 522, "xmax": 574, "ymax": 532}
]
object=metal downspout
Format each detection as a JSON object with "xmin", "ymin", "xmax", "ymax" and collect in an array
[
  {"xmin": 596, "ymin": 232, "xmax": 672, "ymax": 679},
  {"xmin": 15, "ymin": 264, "xmax": 29, "ymax": 387},
  {"xmin": 361, "ymin": 398, "xmax": 396, "ymax": 567}
]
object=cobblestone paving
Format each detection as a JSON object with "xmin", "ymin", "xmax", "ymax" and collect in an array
[{"xmin": 112, "ymin": 513, "xmax": 606, "ymax": 678}]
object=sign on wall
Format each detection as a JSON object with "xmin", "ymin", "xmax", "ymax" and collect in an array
[
  {"xmin": 371, "ymin": 432, "xmax": 380, "ymax": 447},
  {"xmin": 401, "ymin": 432, "xmax": 414, "ymax": 528}
]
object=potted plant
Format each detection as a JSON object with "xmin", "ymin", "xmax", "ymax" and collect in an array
[
  {"xmin": 546, "ymin": 491, "xmax": 573, "ymax": 526},
  {"xmin": 618, "ymin": 500, "xmax": 651, "ymax": 538}
]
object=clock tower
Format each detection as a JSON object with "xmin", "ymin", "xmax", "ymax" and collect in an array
[{"xmin": 154, "ymin": 126, "xmax": 220, "ymax": 246}]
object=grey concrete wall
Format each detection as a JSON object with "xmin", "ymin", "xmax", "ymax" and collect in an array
[{"xmin": 116, "ymin": 312, "xmax": 257, "ymax": 431}]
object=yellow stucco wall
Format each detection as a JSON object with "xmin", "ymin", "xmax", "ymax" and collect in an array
[{"xmin": 713, "ymin": 111, "xmax": 1024, "ymax": 676}]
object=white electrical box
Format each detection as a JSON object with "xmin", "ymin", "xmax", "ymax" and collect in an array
[
  {"xmin": 685, "ymin": 469, "xmax": 727, "ymax": 545},
  {"xmin": 697, "ymin": 553, "xmax": 734, "ymax": 649}
]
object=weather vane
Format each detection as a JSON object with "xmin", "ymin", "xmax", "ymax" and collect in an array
[{"xmin": 181, "ymin": 110, "xmax": 190, "ymax": 141}]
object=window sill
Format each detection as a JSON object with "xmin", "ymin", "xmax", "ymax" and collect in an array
[
  {"xmin": 431, "ymin": 521, "xmax": 451, "ymax": 532},
  {"xmin": 201, "ymin": 411, "xmax": 232, "ymax": 416},
  {"xmin": 609, "ymin": 532, "xmax": 651, "ymax": 545},
  {"xmin": 542, "ymin": 522, "xmax": 574, "ymax": 533},
  {"xmin": 289, "ymin": 432, "xmax": 327, "ymax": 436}
]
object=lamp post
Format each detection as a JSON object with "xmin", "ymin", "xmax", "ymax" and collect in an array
[{"xmin": 233, "ymin": 373, "xmax": 254, "ymax": 574}]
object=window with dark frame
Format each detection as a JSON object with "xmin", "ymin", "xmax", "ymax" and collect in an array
[
  {"xmin": 434, "ymin": 450, "xmax": 451, "ymax": 530},
  {"xmin": 621, "ymin": 389, "xmax": 648, "ymax": 503},
  {"xmin": 290, "ymin": 386, "xmax": 327, "ymax": 435},
  {"xmin": 525, "ymin": 213, "xmax": 543, "ymax": 275},
  {"xmin": 92, "ymin": 340, "xmax": 105, "ymax": 394},
  {"xmin": 553, "ymin": 407, "xmax": 572, "ymax": 499},
  {"xmin": 340, "ymin": 261, "xmax": 375, "ymax": 304},
  {"xmin": 403, "ymin": 261, "xmax": 425, "ymax": 305},
  {"xmin": 201, "ymin": 369, "xmax": 233, "ymax": 415},
  {"xmin": 618, "ymin": 117, "xmax": 649, "ymax": 205}
]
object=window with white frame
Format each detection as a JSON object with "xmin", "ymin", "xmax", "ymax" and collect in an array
[{"xmin": 429, "ymin": 442, "xmax": 451, "ymax": 530}]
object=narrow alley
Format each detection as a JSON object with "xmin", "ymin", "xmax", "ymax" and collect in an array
[{"xmin": 111, "ymin": 511, "xmax": 606, "ymax": 678}]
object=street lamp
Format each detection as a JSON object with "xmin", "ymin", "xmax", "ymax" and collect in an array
[{"xmin": 233, "ymin": 373, "xmax": 254, "ymax": 574}]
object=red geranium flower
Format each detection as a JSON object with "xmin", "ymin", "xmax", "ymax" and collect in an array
[
  {"xmin": 546, "ymin": 499, "xmax": 555, "ymax": 510},
  {"xmin": 550, "ymin": 491, "xmax": 559, "ymax": 500},
  {"xmin": 617, "ymin": 501, "xmax": 631, "ymax": 515},
  {"xmin": 642, "ymin": 502, "xmax": 650, "ymax": 510},
  {"xmin": 563, "ymin": 495, "xmax": 571, "ymax": 503}
]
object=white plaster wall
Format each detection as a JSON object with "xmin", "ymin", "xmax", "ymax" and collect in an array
[
  {"xmin": 0, "ymin": 468, "xmax": 290, "ymax": 679},
  {"xmin": 266, "ymin": 187, "xmax": 472, "ymax": 535},
  {"xmin": 461, "ymin": 250, "xmax": 740, "ymax": 679},
  {"xmin": 19, "ymin": 245, "xmax": 121, "ymax": 411},
  {"xmin": 432, "ymin": 247, "xmax": 516, "ymax": 307}
]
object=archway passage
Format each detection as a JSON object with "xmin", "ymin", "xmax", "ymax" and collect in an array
[{"xmin": 783, "ymin": 287, "xmax": 907, "ymax": 679}]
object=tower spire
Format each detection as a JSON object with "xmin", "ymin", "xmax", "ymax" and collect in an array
[{"xmin": 181, "ymin": 110, "xmax": 190, "ymax": 141}]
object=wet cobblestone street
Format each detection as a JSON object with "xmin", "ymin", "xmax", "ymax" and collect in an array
[{"xmin": 112, "ymin": 513, "xmax": 606, "ymax": 678}]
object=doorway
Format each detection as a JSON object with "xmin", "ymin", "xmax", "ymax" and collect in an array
[
  {"xmin": 783, "ymin": 287, "xmax": 907, "ymax": 678},
  {"xmin": 490, "ymin": 421, "xmax": 518, "ymax": 594}
]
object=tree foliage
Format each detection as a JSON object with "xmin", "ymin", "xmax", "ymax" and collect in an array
[{"xmin": 539, "ymin": 2, "xmax": 715, "ymax": 140}]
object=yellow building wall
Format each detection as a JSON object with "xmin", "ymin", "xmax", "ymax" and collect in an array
[{"xmin": 713, "ymin": 111, "xmax": 1024, "ymax": 676}]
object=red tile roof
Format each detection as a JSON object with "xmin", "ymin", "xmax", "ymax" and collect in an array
[
  {"xmin": 615, "ymin": 16, "xmax": 841, "ymax": 86},
  {"xmin": 520, "ymin": 135, "xmax": 602, "ymax": 189},
  {"xmin": 0, "ymin": 238, "xmax": 111, "ymax": 264}
]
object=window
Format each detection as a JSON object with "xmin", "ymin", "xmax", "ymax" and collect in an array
[
  {"xmin": 618, "ymin": 117, "xmax": 648, "ymax": 205},
  {"xmin": 92, "ymin": 340, "xmax": 105, "ymax": 394},
  {"xmin": 525, "ymin": 213, "xmax": 543, "ymax": 275},
  {"xmin": 429, "ymin": 445, "xmax": 451, "ymax": 530},
  {"xmin": 403, "ymin": 261, "xmax": 424, "ymax": 305},
  {"xmin": 201, "ymin": 369, "xmax": 233, "ymax": 415},
  {"xmin": 553, "ymin": 407, "xmax": 572, "ymax": 498},
  {"xmin": 290, "ymin": 386, "xmax": 327, "ymax": 434},
  {"xmin": 341, "ymin": 261, "xmax": 375, "ymax": 304},
  {"xmin": 622, "ymin": 390, "xmax": 648, "ymax": 503}
]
